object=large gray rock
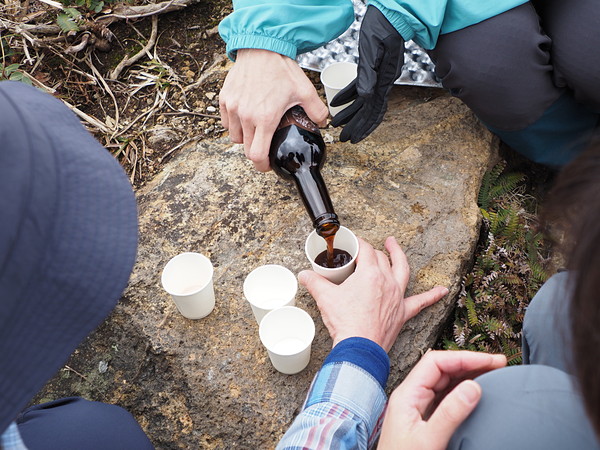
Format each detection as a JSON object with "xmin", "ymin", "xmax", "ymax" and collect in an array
[{"xmin": 36, "ymin": 87, "xmax": 497, "ymax": 449}]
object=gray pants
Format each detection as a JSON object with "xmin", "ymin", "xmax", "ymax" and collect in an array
[
  {"xmin": 449, "ymin": 272, "xmax": 600, "ymax": 449},
  {"xmin": 429, "ymin": 1, "xmax": 600, "ymax": 167}
]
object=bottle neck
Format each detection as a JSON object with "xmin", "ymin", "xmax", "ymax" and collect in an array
[
  {"xmin": 315, "ymin": 214, "xmax": 340, "ymax": 238},
  {"xmin": 292, "ymin": 169, "xmax": 339, "ymax": 236}
]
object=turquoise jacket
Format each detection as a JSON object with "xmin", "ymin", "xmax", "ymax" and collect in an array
[{"xmin": 219, "ymin": 0, "xmax": 527, "ymax": 60}]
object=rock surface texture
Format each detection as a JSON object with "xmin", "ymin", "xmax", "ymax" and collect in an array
[{"xmin": 37, "ymin": 87, "xmax": 498, "ymax": 449}]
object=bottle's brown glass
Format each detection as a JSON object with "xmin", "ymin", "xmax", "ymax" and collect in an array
[
  {"xmin": 269, "ymin": 106, "xmax": 341, "ymax": 267},
  {"xmin": 269, "ymin": 106, "xmax": 340, "ymax": 236}
]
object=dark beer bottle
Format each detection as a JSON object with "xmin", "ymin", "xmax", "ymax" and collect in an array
[{"xmin": 269, "ymin": 106, "xmax": 340, "ymax": 239}]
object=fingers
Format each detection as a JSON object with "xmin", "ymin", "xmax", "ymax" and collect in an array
[
  {"xmin": 425, "ymin": 380, "xmax": 481, "ymax": 445},
  {"xmin": 330, "ymin": 79, "xmax": 358, "ymax": 107},
  {"xmin": 297, "ymin": 270, "xmax": 333, "ymax": 304},
  {"xmin": 374, "ymin": 248, "xmax": 391, "ymax": 273},
  {"xmin": 249, "ymin": 123, "xmax": 277, "ymax": 172},
  {"xmin": 302, "ymin": 97, "xmax": 329, "ymax": 128},
  {"xmin": 330, "ymin": 97, "xmax": 364, "ymax": 128},
  {"xmin": 403, "ymin": 286, "xmax": 449, "ymax": 320},
  {"xmin": 403, "ymin": 351, "xmax": 506, "ymax": 404},
  {"xmin": 354, "ymin": 237, "xmax": 378, "ymax": 269},
  {"xmin": 385, "ymin": 236, "xmax": 409, "ymax": 285},
  {"xmin": 242, "ymin": 122, "xmax": 255, "ymax": 159},
  {"xmin": 227, "ymin": 110, "xmax": 243, "ymax": 144},
  {"xmin": 219, "ymin": 101, "xmax": 230, "ymax": 130}
]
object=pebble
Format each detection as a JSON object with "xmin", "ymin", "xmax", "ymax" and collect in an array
[{"xmin": 206, "ymin": 106, "xmax": 217, "ymax": 113}]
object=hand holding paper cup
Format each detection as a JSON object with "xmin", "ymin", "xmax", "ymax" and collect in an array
[
  {"xmin": 243, "ymin": 264, "xmax": 298, "ymax": 323},
  {"xmin": 305, "ymin": 226, "xmax": 359, "ymax": 284},
  {"xmin": 320, "ymin": 62, "xmax": 358, "ymax": 117},
  {"xmin": 161, "ymin": 252, "xmax": 216, "ymax": 319},
  {"xmin": 259, "ymin": 306, "xmax": 315, "ymax": 375}
]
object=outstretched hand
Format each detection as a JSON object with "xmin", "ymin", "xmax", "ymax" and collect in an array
[
  {"xmin": 298, "ymin": 236, "xmax": 448, "ymax": 351},
  {"xmin": 219, "ymin": 49, "xmax": 329, "ymax": 172},
  {"xmin": 378, "ymin": 350, "xmax": 507, "ymax": 449}
]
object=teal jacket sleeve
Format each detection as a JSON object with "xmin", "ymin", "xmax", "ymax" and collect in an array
[
  {"xmin": 218, "ymin": 0, "xmax": 355, "ymax": 61},
  {"xmin": 370, "ymin": 0, "xmax": 527, "ymax": 49}
]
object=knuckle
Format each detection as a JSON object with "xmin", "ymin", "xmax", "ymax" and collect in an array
[
  {"xmin": 439, "ymin": 403, "xmax": 462, "ymax": 423},
  {"xmin": 422, "ymin": 350, "xmax": 440, "ymax": 363},
  {"xmin": 237, "ymin": 108, "xmax": 253, "ymax": 123}
]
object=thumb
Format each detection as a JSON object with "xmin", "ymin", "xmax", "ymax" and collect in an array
[
  {"xmin": 426, "ymin": 380, "xmax": 481, "ymax": 445},
  {"xmin": 298, "ymin": 270, "xmax": 334, "ymax": 301},
  {"xmin": 301, "ymin": 97, "xmax": 329, "ymax": 128}
]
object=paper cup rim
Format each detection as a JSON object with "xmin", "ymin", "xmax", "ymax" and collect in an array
[
  {"xmin": 304, "ymin": 226, "xmax": 359, "ymax": 271},
  {"xmin": 320, "ymin": 62, "xmax": 358, "ymax": 90},
  {"xmin": 243, "ymin": 264, "xmax": 298, "ymax": 306},
  {"xmin": 259, "ymin": 306, "xmax": 316, "ymax": 356},
  {"xmin": 161, "ymin": 252, "xmax": 214, "ymax": 296}
]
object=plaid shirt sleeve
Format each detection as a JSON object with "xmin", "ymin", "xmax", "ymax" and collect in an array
[
  {"xmin": 1, "ymin": 422, "xmax": 28, "ymax": 450},
  {"xmin": 276, "ymin": 338, "xmax": 389, "ymax": 450}
]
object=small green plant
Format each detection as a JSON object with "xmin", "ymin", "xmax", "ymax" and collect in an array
[
  {"xmin": 443, "ymin": 161, "xmax": 550, "ymax": 364},
  {"xmin": 0, "ymin": 62, "xmax": 32, "ymax": 84},
  {"xmin": 58, "ymin": 0, "xmax": 109, "ymax": 14},
  {"xmin": 0, "ymin": 37, "xmax": 32, "ymax": 85},
  {"xmin": 57, "ymin": 7, "xmax": 85, "ymax": 32}
]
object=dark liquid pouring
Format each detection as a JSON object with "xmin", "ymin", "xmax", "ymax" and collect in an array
[
  {"xmin": 315, "ymin": 247, "xmax": 353, "ymax": 269},
  {"xmin": 320, "ymin": 224, "xmax": 340, "ymax": 268}
]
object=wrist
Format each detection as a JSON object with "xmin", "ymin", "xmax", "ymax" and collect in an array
[
  {"xmin": 333, "ymin": 330, "xmax": 387, "ymax": 351},
  {"xmin": 236, "ymin": 48, "xmax": 291, "ymax": 63},
  {"xmin": 325, "ymin": 337, "xmax": 390, "ymax": 388}
]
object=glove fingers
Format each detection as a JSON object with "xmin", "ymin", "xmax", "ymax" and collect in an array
[
  {"xmin": 339, "ymin": 99, "xmax": 375, "ymax": 143},
  {"xmin": 338, "ymin": 119, "xmax": 354, "ymax": 142},
  {"xmin": 358, "ymin": 98, "xmax": 389, "ymax": 142},
  {"xmin": 330, "ymin": 97, "xmax": 364, "ymax": 127},
  {"xmin": 346, "ymin": 94, "xmax": 388, "ymax": 144},
  {"xmin": 330, "ymin": 79, "xmax": 358, "ymax": 107}
]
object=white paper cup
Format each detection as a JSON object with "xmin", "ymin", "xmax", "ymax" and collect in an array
[
  {"xmin": 161, "ymin": 252, "xmax": 215, "ymax": 319},
  {"xmin": 259, "ymin": 306, "xmax": 315, "ymax": 375},
  {"xmin": 243, "ymin": 264, "xmax": 298, "ymax": 324},
  {"xmin": 305, "ymin": 226, "xmax": 359, "ymax": 284},
  {"xmin": 320, "ymin": 62, "xmax": 358, "ymax": 117}
]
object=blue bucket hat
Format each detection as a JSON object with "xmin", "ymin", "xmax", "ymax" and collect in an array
[{"xmin": 0, "ymin": 81, "xmax": 138, "ymax": 433}]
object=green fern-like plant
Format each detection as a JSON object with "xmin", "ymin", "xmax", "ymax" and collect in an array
[
  {"xmin": 444, "ymin": 162, "xmax": 550, "ymax": 364},
  {"xmin": 57, "ymin": 7, "xmax": 84, "ymax": 32}
]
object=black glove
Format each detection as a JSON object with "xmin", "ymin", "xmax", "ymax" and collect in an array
[{"xmin": 330, "ymin": 5, "xmax": 404, "ymax": 143}]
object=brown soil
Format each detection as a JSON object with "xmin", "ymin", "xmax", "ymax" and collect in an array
[
  {"xmin": 14, "ymin": 0, "xmax": 233, "ymax": 187},
  {"xmin": 106, "ymin": 1, "xmax": 230, "ymax": 187}
]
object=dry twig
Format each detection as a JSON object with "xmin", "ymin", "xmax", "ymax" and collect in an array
[
  {"xmin": 109, "ymin": 14, "xmax": 158, "ymax": 80},
  {"xmin": 63, "ymin": 365, "xmax": 89, "ymax": 381},
  {"xmin": 98, "ymin": 0, "xmax": 193, "ymax": 24}
]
